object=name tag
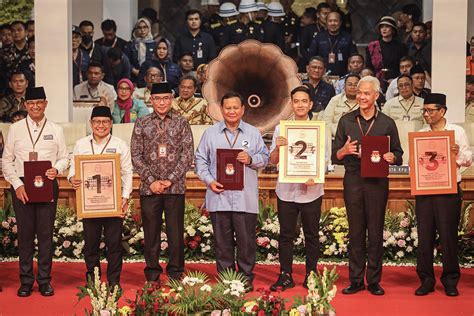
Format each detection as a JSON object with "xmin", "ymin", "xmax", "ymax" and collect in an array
[
  {"xmin": 43, "ymin": 134, "xmax": 53, "ymax": 140},
  {"xmin": 158, "ymin": 144, "xmax": 167, "ymax": 158},
  {"xmin": 105, "ymin": 148, "xmax": 116, "ymax": 153}
]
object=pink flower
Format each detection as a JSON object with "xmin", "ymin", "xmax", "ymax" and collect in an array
[
  {"xmin": 100, "ymin": 310, "xmax": 111, "ymax": 316},
  {"xmin": 3, "ymin": 236, "xmax": 10, "ymax": 245},
  {"xmin": 1, "ymin": 221, "xmax": 9, "ymax": 229},
  {"xmin": 63, "ymin": 240, "xmax": 71, "ymax": 248},
  {"xmin": 14, "ymin": 240, "xmax": 18, "ymax": 247},
  {"xmin": 99, "ymin": 242, "xmax": 106, "ymax": 249},
  {"xmin": 256, "ymin": 237, "xmax": 270, "ymax": 247},
  {"xmin": 12, "ymin": 225, "xmax": 17, "ymax": 233},
  {"xmin": 161, "ymin": 241, "xmax": 168, "ymax": 250},
  {"xmin": 211, "ymin": 311, "xmax": 222, "ymax": 316},
  {"xmin": 397, "ymin": 239, "xmax": 406, "ymax": 248},
  {"xmin": 400, "ymin": 218, "xmax": 409, "ymax": 228},
  {"xmin": 383, "ymin": 231, "xmax": 391, "ymax": 240}
]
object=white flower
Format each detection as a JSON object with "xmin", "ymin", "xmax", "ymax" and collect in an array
[
  {"xmin": 161, "ymin": 232, "xmax": 167, "ymax": 239},
  {"xmin": 396, "ymin": 251, "xmax": 404, "ymax": 258},
  {"xmin": 186, "ymin": 226, "xmax": 196, "ymax": 237},
  {"xmin": 387, "ymin": 236, "xmax": 396, "ymax": 245},
  {"xmin": 270, "ymin": 239, "xmax": 278, "ymax": 248},
  {"xmin": 200, "ymin": 284, "xmax": 212, "ymax": 292},
  {"xmin": 383, "ymin": 230, "xmax": 391, "ymax": 240},
  {"xmin": 54, "ymin": 249, "xmax": 62, "ymax": 257},
  {"xmin": 73, "ymin": 247, "xmax": 82, "ymax": 257},
  {"xmin": 406, "ymin": 246, "xmax": 413, "ymax": 253},
  {"xmin": 319, "ymin": 235, "xmax": 327, "ymax": 243}
]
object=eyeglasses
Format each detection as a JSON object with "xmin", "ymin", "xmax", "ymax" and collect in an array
[
  {"xmin": 346, "ymin": 83, "xmax": 358, "ymax": 87},
  {"xmin": 91, "ymin": 119, "xmax": 112, "ymax": 126},
  {"xmin": 421, "ymin": 108, "xmax": 440, "ymax": 115},
  {"xmin": 148, "ymin": 74, "xmax": 161, "ymax": 78},
  {"xmin": 397, "ymin": 83, "xmax": 412, "ymax": 88},
  {"xmin": 118, "ymin": 87, "xmax": 131, "ymax": 91},
  {"xmin": 150, "ymin": 95, "xmax": 172, "ymax": 102}
]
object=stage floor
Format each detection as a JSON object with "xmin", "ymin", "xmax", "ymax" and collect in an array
[{"xmin": 0, "ymin": 261, "xmax": 472, "ymax": 315}]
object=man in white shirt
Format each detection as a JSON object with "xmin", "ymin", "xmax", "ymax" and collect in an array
[
  {"xmin": 269, "ymin": 86, "xmax": 330, "ymax": 291},
  {"xmin": 385, "ymin": 56, "xmax": 414, "ymax": 100},
  {"xmin": 73, "ymin": 61, "xmax": 117, "ymax": 109},
  {"xmin": 2, "ymin": 87, "xmax": 69, "ymax": 297},
  {"xmin": 68, "ymin": 106, "xmax": 133, "ymax": 292},
  {"xmin": 415, "ymin": 93, "xmax": 472, "ymax": 297}
]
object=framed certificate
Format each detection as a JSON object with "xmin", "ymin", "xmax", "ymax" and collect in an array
[
  {"xmin": 409, "ymin": 131, "xmax": 457, "ymax": 195},
  {"xmin": 278, "ymin": 121, "xmax": 326, "ymax": 183},
  {"xmin": 75, "ymin": 154, "xmax": 122, "ymax": 218}
]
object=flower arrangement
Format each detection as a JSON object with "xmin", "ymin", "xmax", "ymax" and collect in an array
[
  {"xmin": 241, "ymin": 288, "xmax": 286, "ymax": 315},
  {"xmin": 119, "ymin": 282, "xmax": 170, "ymax": 315},
  {"xmin": 213, "ymin": 269, "xmax": 249, "ymax": 313},
  {"xmin": 77, "ymin": 267, "xmax": 122, "ymax": 316}
]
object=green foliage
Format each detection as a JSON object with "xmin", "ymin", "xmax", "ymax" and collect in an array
[
  {"xmin": 213, "ymin": 269, "xmax": 249, "ymax": 312},
  {"xmin": 0, "ymin": 0, "xmax": 34, "ymax": 24}
]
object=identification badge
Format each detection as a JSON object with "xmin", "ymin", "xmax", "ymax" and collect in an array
[
  {"xmin": 328, "ymin": 52, "xmax": 336, "ymax": 64},
  {"xmin": 158, "ymin": 144, "xmax": 167, "ymax": 158},
  {"xmin": 338, "ymin": 52, "xmax": 343, "ymax": 61},
  {"xmin": 402, "ymin": 115, "xmax": 410, "ymax": 121},
  {"xmin": 29, "ymin": 151, "xmax": 38, "ymax": 161},
  {"xmin": 197, "ymin": 48, "xmax": 203, "ymax": 59}
]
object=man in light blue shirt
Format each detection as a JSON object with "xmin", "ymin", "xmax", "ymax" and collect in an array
[{"xmin": 195, "ymin": 91, "xmax": 269, "ymax": 291}]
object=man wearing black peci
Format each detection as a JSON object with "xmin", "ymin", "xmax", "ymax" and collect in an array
[{"xmin": 332, "ymin": 76, "xmax": 403, "ymax": 296}]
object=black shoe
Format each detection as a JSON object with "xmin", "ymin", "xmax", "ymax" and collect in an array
[
  {"xmin": 415, "ymin": 280, "xmax": 435, "ymax": 296},
  {"xmin": 444, "ymin": 285, "xmax": 459, "ymax": 297},
  {"xmin": 270, "ymin": 272, "xmax": 295, "ymax": 292},
  {"xmin": 342, "ymin": 283, "xmax": 365, "ymax": 294},
  {"xmin": 368, "ymin": 283, "xmax": 385, "ymax": 295},
  {"xmin": 17, "ymin": 284, "xmax": 33, "ymax": 297},
  {"xmin": 39, "ymin": 283, "xmax": 54, "ymax": 296}
]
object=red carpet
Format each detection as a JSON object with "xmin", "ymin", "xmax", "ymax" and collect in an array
[{"xmin": 0, "ymin": 261, "xmax": 472, "ymax": 315}]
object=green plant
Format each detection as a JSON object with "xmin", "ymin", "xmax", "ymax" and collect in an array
[
  {"xmin": 120, "ymin": 282, "xmax": 170, "ymax": 316},
  {"xmin": 213, "ymin": 269, "xmax": 249, "ymax": 312},
  {"xmin": 0, "ymin": 0, "xmax": 33, "ymax": 24}
]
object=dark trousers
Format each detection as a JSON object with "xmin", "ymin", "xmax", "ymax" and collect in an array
[
  {"xmin": 210, "ymin": 211, "xmax": 257, "ymax": 282},
  {"xmin": 415, "ymin": 188, "xmax": 462, "ymax": 287},
  {"xmin": 11, "ymin": 181, "xmax": 59, "ymax": 286},
  {"xmin": 343, "ymin": 172, "xmax": 388, "ymax": 285},
  {"xmin": 140, "ymin": 194, "xmax": 185, "ymax": 281},
  {"xmin": 277, "ymin": 197, "xmax": 322, "ymax": 274},
  {"xmin": 83, "ymin": 217, "xmax": 123, "ymax": 285}
]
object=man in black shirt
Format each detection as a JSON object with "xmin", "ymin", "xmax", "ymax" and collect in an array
[
  {"xmin": 95, "ymin": 19, "xmax": 129, "ymax": 53},
  {"xmin": 332, "ymin": 76, "xmax": 403, "ymax": 296},
  {"xmin": 225, "ymin": 0, "xmax": 264, "ymax": 45},
  {"xmin": 408, "ymin": 23, "xmax": 432, "ymax": 75},
  {"xmin": 173, "ymin": 10, "xmax": 217, "ymax": 69},
  {"xmin": 303, "ymin": 56, "xmax": 335, "ymax": 116},
  {"xmin": 262, "ymin": 2, "xmax": 285, "ymax": 51}
]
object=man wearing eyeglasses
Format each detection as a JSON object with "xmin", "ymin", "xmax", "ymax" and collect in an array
[
  {"xmin": 68, "ymin": 106, "xmax": 133, "ymax": 292},
  {"xmin": 133, "ymin": 66, "xmax": 163, "ymax": 107},
  {"xmin": 382, "ymin": 74, "xmax": 424, "ymax": 126},
  {"xmin": 131, "ymin": 82, "xmax": 194, "ymax": 286},
  {"xmin": 414, "ymin": 93, "xmax": 472, "ymax": 297},
  {"xmin": 2, "ymin": 87, "xmax": 68, "ymax": 297}
]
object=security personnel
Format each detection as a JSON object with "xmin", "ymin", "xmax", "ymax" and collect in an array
[
  {"xmin": 211, "ymin": 2, "xmax": 240, "ymax": 52},
  {"xmin": 415, "ymin": 93, "xmax": 472, "ymax": 297},
  {"xmin": 262, "ymin": 2, "xmax": 285, "ymax": 51},
  {"xmin": 225, "ymin": 0, "xmax": 264, "ymax": 45},
  {"xmin": 382, "ymin": 74, "xmax": 424, "ymax": 126},
  {"xmin": 281, "ymin": 2, "xmax": 299, "ymax": 53},
  {"xmin": 68, "ymin": 106, "xmax": 133, "ymax": 292},
  {"xmin": 2, "ymin": 87, "xmax": 69, "ymax": 297}
]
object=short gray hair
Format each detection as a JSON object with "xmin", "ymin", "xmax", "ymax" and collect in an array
[{"xmin": 357, "ymin": 75, "xmax": 380, "ymax": 92}]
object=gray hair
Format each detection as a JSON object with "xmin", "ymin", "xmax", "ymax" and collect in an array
[{"xmin": 357, "ymin": 75, "xmax": 380, "ymax": 92}]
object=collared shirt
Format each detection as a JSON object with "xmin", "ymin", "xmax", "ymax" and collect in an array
[
  {"xmin": 413, "ymin": 88, "xmax": 431, "ymax": 99},
  {"xmin": 0, "ymin": 94, "xmax": 26, "ymax": 122},
  {"xmin": 133, "ymin": 87, "xmax": 152, "ymax": 106},
  {"xmin": 332, "ymin": 108, "xmax": 404, "ymax": 173},
  {"xmin": 172, "ymin": 96, "xmax": 213, "ymax": 125},
  {"xmin": 322, "ymin": 93, "xmax": 359, "ymax": 138},
  {"xmin": 419, "ymin": 121, "xmax": 472, "ymax": 182},
  {"xmin": 466, "ymin": 102, "xmax": 474, "ymax": 123},
  {"xmin": 172, "ymin": 30, "xmax": 217, "ymax": 68},
  {"xmin": 68, "ymin": 134, "xmax": 133, "ymax": 199},
  {"xmin": 382, "ymin": 95, "xmax": 424, "ymax": 124},
  {"xmin": 408, "ymin": 41, "xmax": 432, "ymax": 75},
  {"xmin": 2, "ymin": 116, "xmax": 69, "ymax": 190},
  {"xmin": 195, "ymin": 120, "xmax": 269, "ymax": 214},
  {"xmin": 0, "ymin": 42, "xmax": 29, "ymax": 80},
  {"xmin": 73, "ymin": 80, "xmax": 117, "ymax": 109},
  {"xmin": 303, "ymin": 79, "xmax": 336, "ymax": 114},
  {"xmin": 270, "ymin": 123, "xmax": 330, "ymax": 203},
  {"xmin": 385, "ymin": 77, "xmax": 432, "ymax": 100},
  {"xmin": 131, "ymin": 110, "xmax": 194, "ymax": 195}
]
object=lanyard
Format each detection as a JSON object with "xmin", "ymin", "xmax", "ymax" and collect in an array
[
  {"xmin": 344, "ymin": 99, "xmax": 358, "ymax": 111},
  {"xmin": 25, "ymin": 118, "xmax": 47, "ymax": 151},
  {"xmin": 328, "ymin": 35, "xmax": 339, "ymax": 53},
  {"xmin": 224, "ymin": 129, "xmax": 240, "ymax": 148},
  {"xmin": 398, "ymin": 96, "xmax": 415, "ymax": 115},
  {"xmin": 356, "ymin": 112, "xmax": 377, "ymax": 136},
  {"xmin": 87, "ymin": 84, "xmax": 99, "ymax": 99},
  {"xmin": 90, "ymin": 135, "xmax": 112, "ymax": 155}
]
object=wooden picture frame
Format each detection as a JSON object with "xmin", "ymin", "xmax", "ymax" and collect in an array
[
  {"xmin": 408, "ymin": 130, "xmax": 457, "ymax": 195},
  {"xmin": 278, "ymin": 120, "xmax": 326, "ymax": 183},
  {"xmin": 75, "ymin": 154, "xmax": 122, "ymax": 218}
]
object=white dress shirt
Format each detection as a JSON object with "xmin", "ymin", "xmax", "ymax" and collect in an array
[
  {"xmin": 419, "ymin": 121, "xmax": 472, "ymax": 182},
  {"xmin": 73, "ymin": 81, "xmax": 117, "ymax": 109},
  {"xmin": 2, "ymin": 116, "xmax": 69, "ymax": 190},
  {"xmin": 270, "ymin": 122, "xmax": 331, "ymax": 203},
  {"xmin": 68, "ymin": 134, "xmax": 133, "ymax": 199}
]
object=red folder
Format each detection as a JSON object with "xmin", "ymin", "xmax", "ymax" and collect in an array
[
  {"xmin": 216, "ymin": 149, "xmax": 244, "ymax": 190},
  {"xmin": 361, "ymin": 136, "xmax": 390, "ymax": 178},
  {"xmin": 24, "ymin": 161, "xmax": 54, "ymax": 203}
]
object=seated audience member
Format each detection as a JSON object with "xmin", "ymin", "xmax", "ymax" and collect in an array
[
  {"xmin": 73, "ymin": 61, "xmax": 117, "ymax": 108},
  {"xmin": 133, "ymin": 66, "xmax": 162, "ymax": 106},
  {"xmin": 303, "ymin": 56, "xmax": 335, "ymax": 116},
  {"xmin": 466, "ymin": 76, "xmax": 474, "ymax": 123},
  {"xmin": 398, "ymin": 4, "xmax": 421, "ymax": 44},
  {"xmin": 408, "ymin": 22, "xmax": 431, "ymax": 75},
  {"xmin": 105, "ymin": 47, "xmax": 131, "ymax": 87},
  {"xmin": 128, "ymin": 18, "xmax": 157, "ymax": 80},
  {"xmin": 95, "ymin": 19, "xmax": 128, "ymax": 53},
  {"xmin": 366, "ymin": 16, "xmax": 407, "ymax": 90},
  {"xmin": 172, "ymin": 75, "xmax": 213, "ymax": 125},
  {"xmin": 410, "ymin": 65, "xmax": 430, "ymax": 99},
  {"xmin": 137, "ymin": 38, "xmax": 181, "ymax": 90},
  {"xmin": 0, "ymin": 71, "xmax": 28, "ymax": 122},
  {"xmin": 0, "ymin": 23, "xmax": 13, "ymax": 49},
  {"xmin": 72, "ymin": 25, "xmax": 90, "ymax": 87},
  {"xmin": 195, "ymin": 63, "xmax": 208, "ymax": 97},
  {"xmin": 385, "ymin": 56, "xmax": 415, "ymax": 100},
  {"xmin": 323, "ymin": 74, "xmax": 360, "ymax": 139},
  {"xmin": 112, "ymin": 78, "xmax": 149, "ymax": 124},
  {"xmin": 19, "ymin": 36, "xmax": 35, "ymax": 86},
  {"xmin": 178, "ymin": 52, "xmax": 195, "ymax": 77},
  {"xmin": 382, "ymin": 74, "xmax": 423, "ymax": 124},
  {"xmin": 334, "ymin": 53, "xmax": 364, "ymax": 94},
  {"xmin": 26, "ymin": 20, "xmax": 34, "ymax": 39},
  {"xmin": 11, "ymin": 110, "xmax": 27, "ymax": 123}
]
